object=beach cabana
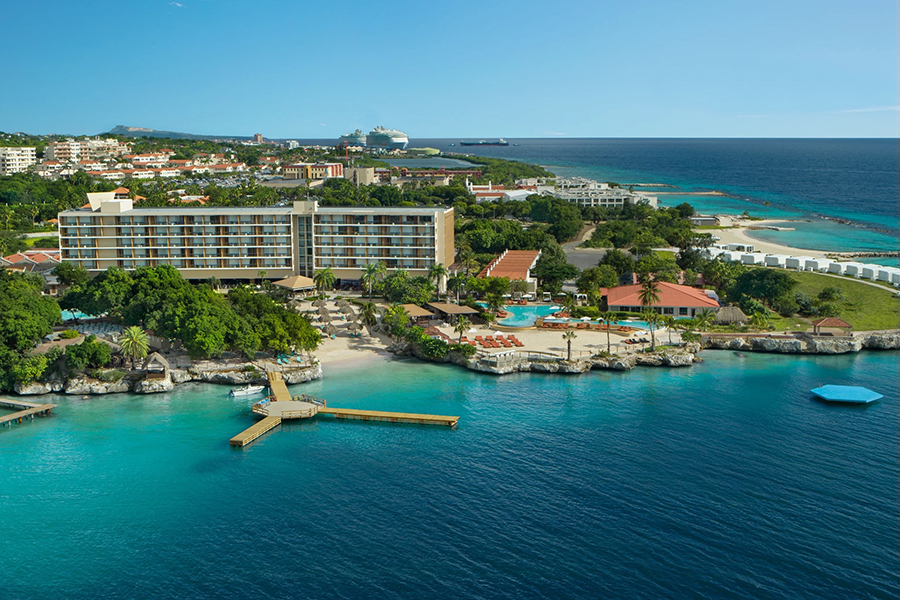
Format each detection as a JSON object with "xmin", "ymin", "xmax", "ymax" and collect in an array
[
  {"xmin": 401, "ymin": 304, "xmax": 436, "ymax": 326},
  {"xmin": 426, "ymin": 302, "xmax": 480, "ymax": 324},
  {"xmin": 860, "ymin": 266, "xmax": 877, "ymax": 280},
  {"xmin": 715, "ymin": 306, "xmax": 748, "ymax": 326},
  {"xmin": 741, "ymin": 253, "xmax": 766, "ymax": 265},
  {"xmin": 142, "ymin": 352, "xmax": 170, "ymax": 379},
  {"xmin": 827, "ymin": 262, "xmax": 848, "ymax": 275},
  {"xmin": 811, "ymin": 317, "xmax": 852, "ymax": 337},
  {"xmin": 843, "ymin": 263, "xmax": 865, "ymax": 277},
  {"xmin": 764, "ymin": 255, "xmax": 788, "ymax": 268},
  {"xmin": 273, "ymin": 275, "xmax": 317, "ymax": 297},
  {"xmin": 785, "ymin": 256, "xmax": 813, "ymax": 270},
  {"xmin": 807, "ymin": 258, "xmax": 833, "ymax": 272}
]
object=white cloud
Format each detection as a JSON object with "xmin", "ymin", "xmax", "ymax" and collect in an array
[
  {"xmin": 169, "ymin": 2, "xmax": 183, "ymax": 7},
  {"xmin": 832, "ymin": 106, "xmax": 899, "ymax": 114}
]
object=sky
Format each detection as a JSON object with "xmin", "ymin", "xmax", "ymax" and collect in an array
[{"xmin": 1, "ymin": 0, "xmax": 896, "ymax": 138}]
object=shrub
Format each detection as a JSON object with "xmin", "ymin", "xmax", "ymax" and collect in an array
[
  {"xmin": 242, "ymin": 365, "xmax": 258, "ymax": 373},
  {"xmin": 449, "ymin": 343, "xmax": 476, "ymax": 358},
  {"xmin": 773, "ymin": 295, "xmax": 799, "ymax": 317},
  {"xmin": 91, "ymin": 369, "xmax": 125, "ymax": 382},
  {"xmin": 59, "ymin": 329, "xmax": 80, "ymax": 339},
  {"xmin": 418, "ymin": 336, "xmax": 449, "ymax": 360},
  {"xmin": 818, "ymin": 287, "xmax": 845, "ymax": 302},
  {"xmin": 572, "ymin": 306, "xmax": 600, "ymax": 319}
]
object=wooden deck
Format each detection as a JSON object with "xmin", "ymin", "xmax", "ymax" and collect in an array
[
  {"xmin": 229, "ymin": 416, "xmax": 282, "ymax": 447},
  {"xmin": 0, "ymin": 398, "xmax": 57, "ymax": 427},
  {"xmin": 318, "ymin": 408, "xmax": 459, "ymax": 427},
  {"xmin": 267, "ymin": 371, "xmax": 292, "ymax": 402}
]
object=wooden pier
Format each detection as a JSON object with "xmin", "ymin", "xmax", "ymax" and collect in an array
[
  {"xmin": 318, "ymin": 408, "xmax": 459, "ymax": 427},
  {"xmin": 229, "ymin": 416, "xmax": 282, "ymax": 447},
  {"xmin": 229, "ymin": 373, "xmax": 459, "ymax": 447},
  {"xmin": 0, "ymin": 397, "xmax": 57, "ymax": 428}
]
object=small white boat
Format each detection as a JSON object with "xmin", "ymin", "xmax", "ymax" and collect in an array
[{"xmin": 228, "ymin": 385, "xmax": 266, "ymax": 397}]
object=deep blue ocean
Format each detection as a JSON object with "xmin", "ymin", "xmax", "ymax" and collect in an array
[
  {"xmin": 1, "ymin": 353, "xmax": 897, "ymax": 599},
  {"xmin": 412, "ymin": 138, "xmax": 899, "ymax": 253}
]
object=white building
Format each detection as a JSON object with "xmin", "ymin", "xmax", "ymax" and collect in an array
[
  {"xmin": 0, "ymin": 147, "xmax": 37, "ymax": 175},
  {"xmin": 544, "ymin": 177, "xmax": 658, "ymax": 209}
]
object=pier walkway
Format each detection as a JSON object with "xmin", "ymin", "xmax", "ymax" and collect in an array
[
  {"xmin": 0, "ymin": 398, "xmax": 57, "ymax": 428},
  {"xmin": 230, "ymin": 373, "xmax": 459, "ymax": 447}
]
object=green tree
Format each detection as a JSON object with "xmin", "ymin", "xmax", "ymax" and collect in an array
[
  {"xmin": 360, "ymin": 261, "xmax": 386, "ymax": 299},
  {"xmin": 638, "ymin": 278, "xmax": 660, "ymax": 311},
  {"xmin": 662, "ymin": 315, "xmax": 677, "ymax": 345},
  {"xmin": 562, "ymin": 330, "xmax": 577, "ymax": 361},
  {"xmin": 359, "ymin": 302, "xmax": 378, "ymax": 327},
  {"xmin": 642, "ymin": 308, "xmax": 662, "ymax": 351},
  {"xmin": 694, "ymin": 309, "xmax": 715, "ymax": 331},
  {"xmin": 599, "ymin": 310, "xmax": 618, "ymax": 355},
  {"xmin": 119, "ymin": 326, "xmax": 149, "ymax": 369},
  {"xmin": 454, "ymin": 316, "xmax": 471, "ymax": 343},
  {"xmin": 428, "ymin": 263, "xmax": 448, "ymax": 299},
  {"xmin": 313, "ymin": 267, "xmax": 336, "ymax": 296},
  {"xmin": 53, "ymin": 261, "xmax": 89, "ymax": 287},
  {"xmin": 750, "ymin": 311, "xmax": 770, "ymax": 331}
]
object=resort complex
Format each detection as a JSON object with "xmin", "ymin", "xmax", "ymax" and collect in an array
[{"xmin": 58, "ymin": 193, "xmax": 454, "ymax": 283}]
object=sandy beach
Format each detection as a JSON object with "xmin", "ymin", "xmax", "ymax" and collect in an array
[{"xmin": 700, "ymin": 218, "xmax": 834, "ymax": 257}]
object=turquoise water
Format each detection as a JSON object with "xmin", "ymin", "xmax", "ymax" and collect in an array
[
  {"xmin": 497, "ymin": 303, "xmax": 557, "ymax": 326},
  {"xmin": 2, "ymin": 352, "xmax": 897, "ymax": 599},
  {"xmin": 745, "ymin": 221, "xmax": 900, "ymax": 254},
  {"xmin": 60, "ymin": 309, "xmax": 93, "ymax": 321},
  {"xmin": 858, "ymin": 256, "xmax": 900, "ymax": 268}
]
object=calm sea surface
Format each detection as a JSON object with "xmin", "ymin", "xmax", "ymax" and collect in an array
[
  {"xmin": 2, "ymin": 352, "xmax": 897, "ymax": 600},
  {"xmin": 413, "ymin": 138, "xmax": 899, "ymax": 253}
]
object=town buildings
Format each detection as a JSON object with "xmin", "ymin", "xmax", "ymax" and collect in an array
[
  {"xmin": 283, "ymin": 163, "xmax": 344, "ymax": 180},
  {"xmin": 0, "ymin": 147, "xmax": 37, "ymax": 175},
  {"xmin": 45, "ymin": 138, "xmax": 132, "ymax": 162},
  {"xmin": 58, "ymin": 195, "xmax": 453, "ymax": 283}
]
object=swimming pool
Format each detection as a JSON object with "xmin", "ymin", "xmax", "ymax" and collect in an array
[
  {"xmin": 496, "ymin": 304, "xmax": 559, "ymax": 327},
  {"xmin": 60, "ymin": 309, "xmax": 95, "ymax": 321}
]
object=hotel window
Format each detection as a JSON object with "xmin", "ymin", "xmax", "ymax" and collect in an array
[{"xmin": 679, "ymin": 308, "xmax": 688, "ymax": 316}]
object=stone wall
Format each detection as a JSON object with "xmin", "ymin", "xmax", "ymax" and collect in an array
[{"xmin": 702, "ymin": 332, "xmax": 900, "ymax": 355}]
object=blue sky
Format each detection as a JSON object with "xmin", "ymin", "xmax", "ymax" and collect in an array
[{"xmin": 1, "ymin": 0, "xmax": 895, "ymax": 138}]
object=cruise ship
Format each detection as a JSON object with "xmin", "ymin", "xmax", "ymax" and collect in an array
[
  {"xmin": 366, "ymin": 126, "xmax": 409, "ymax": 150},
  {"xmin": 338, "ymin": 129, "xmax": 367, "ymax": 147}
]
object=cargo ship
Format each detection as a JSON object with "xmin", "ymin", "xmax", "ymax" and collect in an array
[
  {"xmin": 459, "ymin": 138, "xmax": 509, "ymax": 146},
  {"xmin": 366, "ymin": 126, "xmax": 409, "ymax": 150}
]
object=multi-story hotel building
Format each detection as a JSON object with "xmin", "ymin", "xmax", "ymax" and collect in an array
[
  {"xmin": 0, "ymin": 147, "xmax": 37, "ymax": 175},
  {"xmin": 58, "ymin": 194, "xmax": 454, "ymax": 283}
]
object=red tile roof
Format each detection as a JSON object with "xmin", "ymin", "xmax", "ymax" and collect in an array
[
  {"xmin": 811, "ymin": 317, "xmax": 851, "ymax": 328},
  {"xmin": 478, "ymin": 250, "xmax": 541, "ymax": 281},
  {"xmin": 606, "ymin": 282, "xmax": 719, "ymax": 309}
]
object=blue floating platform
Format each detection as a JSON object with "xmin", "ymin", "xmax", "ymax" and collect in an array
[{"xmin": 811, "ymin": 385, "xmax": 883, "ymax": 404}]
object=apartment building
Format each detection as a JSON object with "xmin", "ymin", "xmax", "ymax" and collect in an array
[
  {"xmin": 45, "ymin": 138, "xmax": 131, "ymax": 162},
  {"xmin": 283, "ymin": 162, "xmax": 343, "ymax": 180},
  {"xmin": 58, "ymin": 198, "xmax": 453, "ymax": 283},
  {"xmin": 545, "ymin": 177, "xmax": 658, "ymax": 209},
  {"xmin": 0, "ymin": 147, "xmax": 37, "ymax": 175}
]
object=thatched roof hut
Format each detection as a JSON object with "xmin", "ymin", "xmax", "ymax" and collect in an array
[
  {"xmin": 716, "ymin": 306, "xmax": 748, "ymax": 325},
  {"xmin": 142, "ymin": 352, "xmax": 170, "ymax": 374}
]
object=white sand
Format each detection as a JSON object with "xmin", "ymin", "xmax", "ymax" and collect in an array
[{"xmin": 702, "ymin": 218, "xmax": 837, "ymax": 257}]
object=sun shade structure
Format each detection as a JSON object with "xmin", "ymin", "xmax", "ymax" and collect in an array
[
  {"xmin": 811, "ymin": 385, "xmax": 882, "ymax": 404},
  {"xmin": 427, "ymin": 302, "xmax": 480, "ymax": 316},
  {"xmin": 716, "ymin": 306, "xmax": 749, "ymax": 325},
  {"xmin": 272, "ymin": 275, "xmax": 316, "ymax": 292},
  {"xmin": 811, "ymin": 317, "xmax": 852, "ymax": 336}
]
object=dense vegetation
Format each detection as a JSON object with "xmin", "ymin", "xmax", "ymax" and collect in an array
[
  {"xmin": 0, "ymin": 270, "xmax": 61, "ymax": 391},
  {"xmin": 61, "ymin": 265, "xmax": 320, "ymax": 358}
]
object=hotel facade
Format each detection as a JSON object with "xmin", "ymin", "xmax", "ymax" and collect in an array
[{"xmin": 58, "ymin": 195, "xmax": 454, "ymax": 283}]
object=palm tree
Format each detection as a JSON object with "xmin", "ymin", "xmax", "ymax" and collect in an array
[
  {"xmin": 359, "ymin": 302, "xmax": 378, "ymax": 327},
  {"xmin": 447, "ymin": 275, "xmax": 466, "ymax": 304},
  {"xmin": 428, "ymin": 263, "xmax": 448, "ymax": 299},
  {"xmin": 638, "ymin": 278, "xmax": 660, "ymax": 311},
  {"xmin": 662, "ymin": 315, "xmax": 677, "ymax": 345},
  {"xmin": 257, "ymin": 270, "xmax": 267, "ymax": 284},
  {"xmin": 694, "ymin": 309, "xmax": 715, "ymax": 331},
  {"xmin": 381, "ymin": 303, "xmax": 408, "ymax": 341},
  {"xmin": 560, "ymin": 293, "xmax": 577, "ymax": 317},
  {"xmin": 485, "ymin": 292, "xmax": 504, "ymax": 313},
  {"xmin": 599, "ymin": 310, "xmax": 618, "ymax": 355},
  {"xmin": 361, "ymin": 261, "xmax": 383, "ymax": 299},
  {"xmin": 562, "ymin": 331, "xmax": 577, "ymax": 361},
  {"xmin": 120, "ymin": 326, "xmax": 149, "ymax": 370},
  {"xmin": 313, "ymin": 267, "xmax": 336, "ymax": 297},
  {"xmin": 750, "ymin": 311, "xmax": 770, "ymax": 331},
  {"xmin": 454, "ymin": 315, "xmax": 471, "ymax": 343},
  {"xmin": 642, "ymin": 308, "xmax": 662, "ymax": 352}
]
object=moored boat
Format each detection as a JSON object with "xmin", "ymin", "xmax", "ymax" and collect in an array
[{"xmin": 229, "ymin": 384, "xmax": 266, "ymax": 397}]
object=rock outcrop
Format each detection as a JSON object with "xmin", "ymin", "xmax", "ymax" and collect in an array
[
  {"xmin": 14, "ymin": 380, "xmax": 65, "ymax": 395},
  {"xmin": 64, "ymin": 376, "xmax": 133, "ymax": 395},
  {"xmin": 702, "ymin": 331, "xmax": 900, "ymax": 355},
  {"xmin": 133, "ymin": 375, "xmax": 175, "ymax": 394}
]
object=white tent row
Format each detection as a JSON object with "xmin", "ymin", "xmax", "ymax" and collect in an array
[{"xmin": 711, "ymin": 248, "xmax": 899, "ymax": 285}]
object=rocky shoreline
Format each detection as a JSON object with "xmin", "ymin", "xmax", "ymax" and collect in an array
[
  {"xmin": 14, "ymin": 363, "xmax": 323, "ymax": 396},
  {"xmin": 701, "ymin": 331, "xmax": 900, "ymax": 354},
  {"xmin": 387, "ymin": 341, "xmax": 703, "ymax": 376}
]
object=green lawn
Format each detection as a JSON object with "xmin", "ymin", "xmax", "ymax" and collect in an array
[{"xmin": 769, "ymin": 271, "xmax": 900, "ymax": 332}]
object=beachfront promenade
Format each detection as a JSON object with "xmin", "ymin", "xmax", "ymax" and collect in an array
[
  {"xmin": 0, "ymin": 397, "xmax": 57, "ymax": 428},
  {"xmin": 229, "ymin": 372, "xmax": 459, "ymax": 447}
]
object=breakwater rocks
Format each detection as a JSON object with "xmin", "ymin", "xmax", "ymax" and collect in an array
[
  {"xmin": 12, "ymin": 362, "xmax": 323, "ymax": 396},
  {"xmin": 387, "ymin": 341, "xmax": 702, "ymax": 376},
  {"xmin": 702, "ymin": 332, "xmax": 900, "ymax": 355}
]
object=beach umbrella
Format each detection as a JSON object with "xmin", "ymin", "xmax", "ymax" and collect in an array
[
  {"xmin": 324, "ymin": 323, "xmax": 337, "ymax": 335},
  {"xmin": 340, "ymin": 305, "xmax": 354, "ymax": 315},
  {"xmin": 313, "ymin": 298, "xmax": 328, "ymax": 308},
  {"xmin": 581, "ymin": 316, "xmax": 592, "ymax": 321},
  {"xmin": 347, "ymin": 321, "xmax": 362, "ymax": 332},
  {"xmin": 318, "ymin": 307, "xmax": 331, "ymax": 319}
]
